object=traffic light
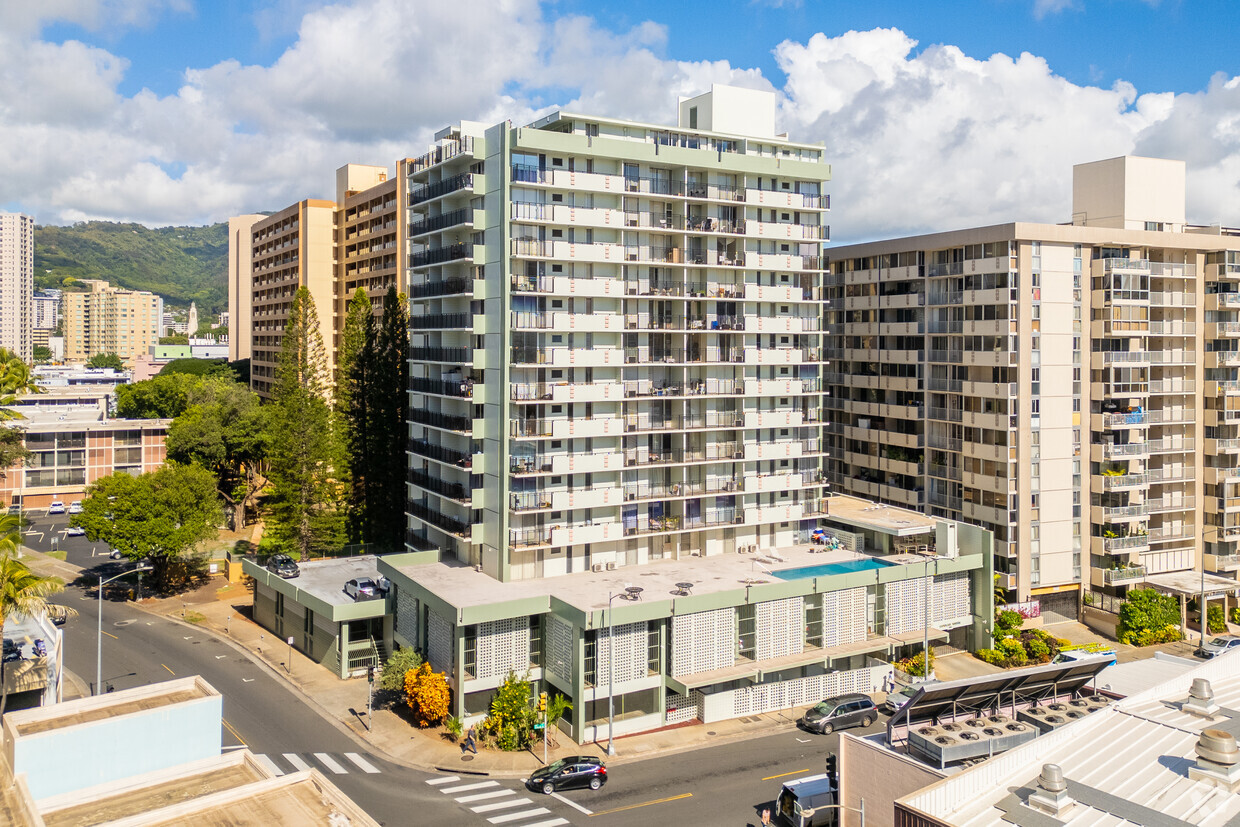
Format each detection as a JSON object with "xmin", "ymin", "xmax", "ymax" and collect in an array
[
  {"xmin": 538, "ymin": 691, "xmax": 547, "ymax": 714},
  {"xmin": 825, "ymin": 752, "xmax": 838, "ymax": 783},
  {"xmin": 367, "ymin": 665, "xmax": 375, "ymax": 685}
]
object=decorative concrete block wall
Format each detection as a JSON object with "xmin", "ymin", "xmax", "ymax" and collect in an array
[
  {"xmin": 756, "ymin": 596, "xmax": 804, "ymax": 661},
  {"xmin": 822, "ymin": 586, "xmax": 867, "ymax": 647},
  {"xmin": 475, "ymin": 617, "xmax": 531, "ymax": 680},
  {"xmin": 595, "ymin": 621, "xmax": 648, "ymax": 685},
  {"xmin": 427, "ymin": 611, "xmax": 453, "ymax": 674},
  {"xmin": 671, "ymin": 607, "xmax": 735, "ymax": 678}
]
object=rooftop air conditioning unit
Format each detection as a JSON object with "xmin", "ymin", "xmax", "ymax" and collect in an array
[
  {"xmin": 606, "ymin": 562, "xmax": 617, "ymax": 571},
  {"xmin": 592, "ymin": 563, "xmax": 604, "ymax": 573}
]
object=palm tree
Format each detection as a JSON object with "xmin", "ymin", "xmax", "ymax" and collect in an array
[{"xmin": 0, "ymin": 348, "xmax": 41, "ymax": 420}]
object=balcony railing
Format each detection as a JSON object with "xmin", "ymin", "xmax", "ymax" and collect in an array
[
  {"xmin": 408, "ymin": 277, "xmax": 470, "ymax": 299},
  {"xmin": 1103, "ymin": 566, "xmax": 1147, "ymax": 584},
  {"xmin": 408, "ymin": 136, "xmax": 474, "ymax": 173},
  {"xmin": 408, "ymin": 407, "xmax": 472, "ymax": 433},
  {"xmin": 409, "ymin": 313, "xmax": 471, "ymax": 330},
  {"xmin": 408, "ymin": 208, "xmax": 471, "ymax": 238},
  {"xmin": 408, "ymin": 500, "xmax": 469, "ymax": 537},
  {"xmin": 408, "ymin": 345, "xmax": 470, "ymax": 363},
  {"xmin": 407, "ymin": 438, "xmax": 472, "ymax": 467},
  {"xmin": 408, "ymin": 468, "xmax": 468, "ymax": 501},
  {"xmin": 410, "ymin": 172, "xmax": 473, "ymax": 205},
  {"xmin": 409, "ymin": 243, "xmax": 470, "ymax": 268},
  {"xmin": 410, "ymin": 376, "xmax": 472, "ymax": 398}
]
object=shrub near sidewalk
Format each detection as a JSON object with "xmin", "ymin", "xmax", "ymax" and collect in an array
[
  {"xmin": 484, "ymin": 671, "xmax": 536, "ymax": 751},
  {"xmin": 1118, "ymin": 588, "xmax": 1183, "ymax": 646},
  {"xmin": 972, "ymin": 610, "xmax": 1063, "ymax": 667},
  {"xmin": 378, "ymin": 646, "xmax": 423, "ymax": 706},
  {"xmin": 405, "ymin": 663, "xmax": 450, "ymax": 728}
]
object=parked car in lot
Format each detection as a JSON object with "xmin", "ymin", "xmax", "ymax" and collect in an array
[
  {"xmin": 47, "ymin": 501, "xmax": 65, "ymax": 515},
  {"xmin": 798, "ymin": 693, "xmax": 878, "ymax": 734},
  {"xmin": 64, "ymin": 525, "xmax": 85, "ymax": 537},
  {"xmin": 68, "ymin": 501, "xmax": 83, "ymax": 514},
  {"xmin": 1197, "ymin": 635, "xmax": 1240, "ymax": 659},
  {"xmin": 265, "ymin": 554, "xmax": 300, "ymax": 579},
  {"xmin": 344, "ymin": 577, "xmax": 381, "ymax": 600},
  {"xmin": 526, "ymin": 756, "xmax": 607, "ymax": 794}
]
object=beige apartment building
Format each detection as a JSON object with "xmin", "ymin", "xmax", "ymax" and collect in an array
[
  {"xmin": 0, "ymin": 213, "xmax": 34, "ymax": 362},
  {"xmin": 336, "ymin": 163, "xmax": 407, "ymax": 331},
  {"xmin": 227, "ymin": 214, "xmax": 264, "ymax": 363},
  {"xmin": 827, "ymin": 156, "xmax": 1240, "ymax": 617},
  {"xmin": 62, "ymin": 279, "xmax": 162, "ymax": 367},
  {"xmin": 248, "ymin": 200, "xmax": 336, "ymax": 397}
]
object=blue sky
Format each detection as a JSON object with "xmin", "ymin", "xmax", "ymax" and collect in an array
[{"xmin": 3, "ymin": 0, "xmax": 1239, "ymax": 240}]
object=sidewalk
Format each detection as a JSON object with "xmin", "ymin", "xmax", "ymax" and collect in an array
[{"xmin": 140, "ymin": 582, "xmax": 818, "ymax": 777}]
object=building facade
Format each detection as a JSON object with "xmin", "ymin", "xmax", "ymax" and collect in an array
[
  {"xmin": 826, "ymin": 156, "xmax": 1240, "ymax": 616},
  {"xmin": 0, "ymin": 213, "xmax": 34, "ymax": 362},
  {"xmin": 32, "ymin": 289, "xmax": 60, "ymax": 331},
  {"xmin": 404, "ymin": 85, "xmax": 833, "ymax": 580},
  {"xmin": 62, "ymin": 279, "xmax": 163, "ymax": 367},
  {"xmin": 248, "ymin": 200, "xmax": 336, "ymax": 397}
]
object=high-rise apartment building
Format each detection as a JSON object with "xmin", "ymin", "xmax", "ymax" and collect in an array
[
  {"xmin": 248, "ymin": 201, "xmax": 336, "ymax": 397},
  {"xmin": 62, "ymin": 280, "xmax": 162, "ymax": 367},
  {"xmin": 826, "ymin": 156, "xmax": 1240, "ymax": 618},
  {"xmin": 0, "ymin": 213, "xmax": 34, "ymax": 362},
  {"xmin": 32, "ymin": 289, "xmax": 60, "ymax": 330}
]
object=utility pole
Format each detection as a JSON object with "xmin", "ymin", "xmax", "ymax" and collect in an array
[{"xmin": 367, "ymin": 666, "xmax": 375, "ymax": 732}]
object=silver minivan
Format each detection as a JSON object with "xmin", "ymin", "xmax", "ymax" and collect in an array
[{"xmin": 798, "ymin": 693, "xmax": 878, "ymax": 734}]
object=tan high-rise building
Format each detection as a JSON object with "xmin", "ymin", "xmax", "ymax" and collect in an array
[
  {"xmin": 827, "ymin": 156, "xmax": 1240, "ymax": 619},
  {"xmin": 227, "ymin": 214, "xmax": 264, "ymax": 363},
  {"xmin": 248, "ymin": 201, "xmax": 336, "ymax": 397},
  {"xmin": 62, "ymin": 280, "xmax": 162, "ymax": 367},
  {"xmin": 0, "ymin": 213, "xmax": 34, "ymax": 362}
]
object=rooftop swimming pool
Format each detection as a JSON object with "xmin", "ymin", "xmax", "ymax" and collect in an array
[{"xmin": 772, "ymin": 557, "xmax": 895, "ymax": 580}]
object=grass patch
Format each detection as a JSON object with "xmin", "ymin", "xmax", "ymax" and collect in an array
[
  {"xmin": 183, "ymin": 611, "xmax": 207, "ymax": 625},
  {"xmin": 46, "ymin": 550, "xmax": 67, "ymax": 561}
]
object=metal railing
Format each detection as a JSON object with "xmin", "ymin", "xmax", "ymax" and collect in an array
[
  {"xmin": 409, "ymin": 312, "xmax": 471, "ymax": 330},
  {"xmin": 408, "ymin": 278, "xmax": 470, "ymax": 299},
  {"xmin": 410, "ymin": 172, "xmax": 473, "ymax": 205},
  {"xmin": 408, "ymin": 208, "xmax": 471, "ymax": 238},
  {"xmin": 409, "ymin": 243, "xmax": 470, "ymax": 268}
]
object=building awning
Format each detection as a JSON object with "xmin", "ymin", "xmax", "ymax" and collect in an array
[
  {"xmin": 1143, "ymin": 572, "xmax": 1240, "ymax": 598},
  {"xmin": 888, "ymin": 627, "xmax": 950, "ymax": 645}
]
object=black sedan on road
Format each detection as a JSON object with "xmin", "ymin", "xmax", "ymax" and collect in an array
[{"xmin": 526, "ymin": 756, "xmax": 607, "ymax": 794}]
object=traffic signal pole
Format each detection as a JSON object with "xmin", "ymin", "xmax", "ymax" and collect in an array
[{"xmin": 366, "ymin": 666, "xmax": 375, "ymax": 732}]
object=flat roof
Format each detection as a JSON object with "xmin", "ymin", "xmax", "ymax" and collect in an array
[
  {"xmin": 5, "ymin": 676, "xmax": 216, "ymax": 738},
  {"xmin": 897, "ymin": 651, "xmax": 1240, "ymax": 826},
  {"xmin": 280, "ymin": 555, "xmax": 383, "ymax": 607},
  {"xmin": 1144, "ymin": 570, "xmax": 1240, "ymax": 597},
  {"xmin": 825, "ymin": 495, "xmax": 937, "ymax": 536}
]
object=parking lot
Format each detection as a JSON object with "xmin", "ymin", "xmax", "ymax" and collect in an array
[{"xmin": 18, "ymin": 511, "xmax": 117, "ymax": 572}]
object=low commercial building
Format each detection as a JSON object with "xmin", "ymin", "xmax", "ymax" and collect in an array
[
  {"xmin": 0, "ymin": 409, "xmax": 169, "ymax": 510},
  {"xmin": 379, "ymin": 494, "xmax": 993, "ymax": 742},
  {"xmin": 243, "ymin": 555, "xmax": 393, "ymax": 679},
  {"xmin": 1, "ymin": 611, "xmax": 63, "ymax": 714}
]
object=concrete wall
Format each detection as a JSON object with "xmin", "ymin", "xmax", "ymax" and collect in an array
[
  {"xmin": 9, "ymin": 687, "xmax": 222, "ymax": 800},
  {"xmin": 1082, "ymin": 605, "xmax": 1119, "ymax": 639},
  {"xmin": 840, "ymin": 733, "xmax": 945, "ymax": 827}
]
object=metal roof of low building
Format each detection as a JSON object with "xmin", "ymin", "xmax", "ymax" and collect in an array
[{"xmin": 896, "ymin": 650, "xmax": 1240, "ymax": 826}]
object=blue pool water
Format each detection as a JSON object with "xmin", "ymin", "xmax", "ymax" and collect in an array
[{"xmin": 772, "ymin": 557, "xmax": 895, "ymax": 580}]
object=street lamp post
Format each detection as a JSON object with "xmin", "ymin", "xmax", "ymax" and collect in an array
[
  {"xmin": 606, "ymin": 592, "xmax": 622, "ymax": 756},
  {"xmin": 97, "ymin": 565, "xmax": 151, "ymax": 695}
]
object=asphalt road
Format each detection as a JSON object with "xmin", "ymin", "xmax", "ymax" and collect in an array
[{"xmin": 34, "ymin": 520, "xmax": 884, "ymax": 826}]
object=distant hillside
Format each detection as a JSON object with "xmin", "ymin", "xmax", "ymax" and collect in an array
[{"xmin": 35, "ymin": 221, "xmax": 228, "ymax": 313}]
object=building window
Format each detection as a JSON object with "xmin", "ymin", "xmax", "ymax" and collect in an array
[
  {"xmin": 528, "ymin": 615, "xmax": 542, "ymax": 667},
  {"xmin": 805, "ymin": 599, "xmax": 823, "ymax": 648},
  {"xmin": 737, "ymin": 604, "xmax": 756, "ymax": 661},
  {"xmin": 584, "ymin": 630, "xmax": 598, "ymax": 686},
  {"xmin": 463, "ymin": 624, "xmax": 477, "ymax": 679}
]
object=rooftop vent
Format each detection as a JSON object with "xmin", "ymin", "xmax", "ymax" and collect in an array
[
  {"xmin": 1189, "ymin": 729, "xmax": 1240, "ymax": 790},
  {"xmin": 1027, "ymin": 764, "xmax": 1075, "ymax": 818},
  {"xmin": 1184, "ymin": 678, "xmax": 1219, "ymax": 719}
]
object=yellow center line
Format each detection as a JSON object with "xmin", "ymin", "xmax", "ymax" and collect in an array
[
  {"xmin": 222, "ymin": 718, "xmax": 247, "ymax": 746},
  {"xmin": 101, "ymin": 630, "xmax": 118, "ymax": 640},
  {"xmin": 161, "ymin": 663, "xmax": 175, "ymax": 675},
  {"xmin": 762, "ymin": 768, "xmax": 810, "ymax": 782},
  {"xmin": 589, "ymin": 792, "xmax": 692, "ymax": 817}
]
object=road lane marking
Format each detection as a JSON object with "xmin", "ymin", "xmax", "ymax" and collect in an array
[
  {"xmin": 472, "ymin": 798, "xmax": 532, "ymax": 813},
  {"xmin": 426, "ymin": 775, "xmax": 461, "ymax": 785},
  {"xmin": 762, "ymin": 768, "xmax": 810, "ymax": 781},
  {"xmin": 283, "ymin": 753, "xmax": 311, "ymax": 773},
  {"xmin": 242, "ymin": 678, "xmax": 255, "ymax": 682},
  {"xmin": 100, "ymin": 631, "xmax": 117, "ymax": 640},
  {"xmin": 795, "ymin": 737, "xmax": 812, "ymax": 743},
  {"xmin": 215, "ymin": 655, "xmax": 226, "ymax": 659},
  {"xmin": 488, "ymin": 808, "xmax": 550, "ymax": 823},
  {"xmin": 344, "ymin": 753, "xmax": 380, "ymax": 774},
  {"xmin": 221, "ymin": 718, "xmax": 247, "ymax": 746},
  {"xmin": 552, "ymin": 792, "xmax": 593, "ymax": 814},
  {"xmin": 160, "ymin": 663, "xmax": 175, "ymax": 675},
  {"xmin": 589, "ymin": 793, "xmax": 693, "ymax": 816},
  {"xmin": 254, "ymin": 754, "xmax": 285, "ymax": 776},
  {"xmin": 313, "ymin": 753, "xmax": 347, "ymax": 775},
  {"xmin": 457, "ymin": 790, "xmax": 513, "ymax": 803},
  {"xmin": 443, "ymin": 780, "xmax": 500, "ymax": 794},
  {"xmin": 521, "ymin": 820, "xmax": 569, "ymax": 827}
]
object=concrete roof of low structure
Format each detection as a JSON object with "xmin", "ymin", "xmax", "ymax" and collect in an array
[
  {"xmin": 242, "ymin": 555, "xmax": 389, "ymax": 622},
  {"xmin": 824, "ymin": 494, "xmax": 938, "ymax": 536},
  {"xmin": 4, "ymin": 676, "xmax": 216, "ymax": 738},
  {"xmin": 1143, "ymin": 570, "xmax": 1240, "ymax": 597}
]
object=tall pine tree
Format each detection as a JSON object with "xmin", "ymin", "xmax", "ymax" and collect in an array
[
  {"xmin": 371, "ymin": 286, "xmax": 410, "ymax": 551},
  {"xmin": 266, "ymin": 287, "xmax": 345, "ymax": 557},
  {"xmin": 336, "ymin": 288, "xmax": 375, "ymax": 543}
]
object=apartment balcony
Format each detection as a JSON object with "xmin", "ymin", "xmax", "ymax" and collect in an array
[
  {"xmin": 409, "ymin": 172, "xmax": 473, "ymax": 206},
  {"xmin": 408, "ymin": 278, "xmax": 471, "ymax": 300},
  {"xmin": 408, "ymin": 208, "xmax": 474, "ymax": 239},
  {"xmin": 744, "ymin": 410, "xmax": 804, "ymax": 429},
  {"xmin": 1091, "ymin": 533, "xmax": 1151, "ymax": 555},
  {"xmin": 409, "ymin": 312, "xmax": 471, "ymax": 330},
  {"xmin": 745, "ymin": 503, "xmax": 806, "ymax": 524},
  {"xmin": 1208, "ymin": 321, "xmax": 1240, "ymax": 338},
  {"xmin": 511, "ymin": 311, "xmax": 620, "ymax": 332},
  {"xmin": 408, "ymin": 468, "xmax": 469, "ymax": 503},
  {"xmin": 744, "ymin": 219, "xmax": 830, "ymax": 241},
  {"xmin": 409, "ymin": 243, "xmax": 472, "ymax": 269},
  {"xmin": 743, "ymin": 440, "xmax": 805, "ymax": 461},
  {"xmin": 744, "ymin": 347, "xmax": 814, "ymax": 366},
  {"xmin": 1097, "ymin": 565, "xmax": 1148, "ymax": 587},
  {"xmin": 744, "ymin": 283, "xmax": 814, "ymax": 303},
  {"xmin": 744, "ymin": 471, "xmax": 808, "ymax": 493},
  {"xmin": 1091, "ymin": 351, "xmax": 1152, "ymax": 370},
  {"xmin": 1205, "ymin": 466, "xmax": 1240, "ymax": 484},
  {"xmin": 745, "ymin": 315, "xmax": 822, "ymax": 334},
  {"xmin": 1208, "ymin": 293, "xmax": 1240, "ymax": 311},
  {"xmin": 408, "ymin": 135, "xmax": 474, "ymax": 173},
  {"xmin": 409, "ymin": 376, "xmax": 472, "ymax": 399},
  {"xmin": 1151, "ymin": 291, "xmax": 1197, "ymax": 308},
  {"xmin": 408, "ymin": 407, "xmax": 473, "ymax": 434},
  {"xmin": 746, "ymin": 188, "xmax": 829, "ymax": 210},
  {"xmin": 408, "ymin": 500, "xmax": 471, "ymax": 539},
  {"xmin": 511, "ymin": 381, "xmax": 624, "ymax": 403},
  {"xmin": 512, "ymin": 346, "xmax": 623, "ymax": 367},
  {"xmin": 1206, "ymin": 407, "xmax": 1240, "ymax": 427},
  {"xmin": 1096, "ymin": 472, "xmax": 1153, "ymax": 491},
  {"xmin": 746, "ymin": 252, "xmax": 822, "ymax": 272},
  {"xmin": 1209, "ymin": 438, "xmax": 1240, "ymax": 455},
  {"xmin": 1206, "ymin": 553, "xmax": 1240, "ymax": 572},
  {"xmin": 743, "ymin": 378, "xmax": 817, "ymax": 397}
]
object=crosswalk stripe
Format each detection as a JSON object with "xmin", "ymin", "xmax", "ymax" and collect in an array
[
  {"xmin": 520, "ymin": 820, "xmax": 569, "ymax": 827},
  {"xmin": 443, "ymin": 780, "xmax": 500, "ymax": 794},
  {"xmin": 426, "ymin": 775, "xmax": 461, "ymax": 785},
  {"xmin": 488, "ymin": 809, "xmax": 550, "ymax": 824},
  {"xmin": 282, "ymin": 753, "xmax": 311, "ymax": 773},
  {"xmin": 344, "ymin": 753, "xmax": 381, "ymax": 774},
  {"xmin": 313, "ymin": 753, "xmax": 348, "ymax": 775},
  {"xmin": 254, "ymin": 754, "xmax": 285, "ymax": 777},
  {"xmin": 472, "ymin": 798, "xmax": 535, "ymax": 813},
  {"xmin": 457, "ymin": 790, "xmax": 515, "ymax": 803}
]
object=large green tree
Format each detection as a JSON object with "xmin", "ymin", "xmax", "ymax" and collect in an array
[
  {"xmin": 73, "ymin": 464, "xmax": 222, "ymax": 593},
  {"xmin": 265, "ymin": 287, "xmax": 345, "ymax": 558},
  {"xmin": 115, "ymin": 373, "xmax": 200, "ymax": 419},
  {"xmin": 166, "ymin": 378, "xmax": 270, "ymax": 529},
  {"xmin": 371, "ymin": 286, "xmax": 410, "ymax": 551},
  {"xmin": 336, "ymin": 288, "xmax": 376, "ymax": 543},
  {"xmin": 87, "ymin": 353, "xmax": 124, "ymax": 370},
  {"xmin": 0, "ymin": 349, "xmax": 41, "ymax": 472}
]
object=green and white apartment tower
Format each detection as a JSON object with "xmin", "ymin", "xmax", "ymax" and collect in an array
[{"xmin": 381, "ymin": 85, "xmax": 994, "ymax": 742}]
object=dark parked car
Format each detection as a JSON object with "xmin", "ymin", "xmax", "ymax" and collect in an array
[
  {"xmin": 265, "ymin": 554, "xmax": 300, "ymax": 579},
  {"xmin": 798, "ymin": 693, "xmax": 878, "ymax": 734},
  {"xmin": 527, "ymin": 756, "xmax": 607, "ymax": 794}
]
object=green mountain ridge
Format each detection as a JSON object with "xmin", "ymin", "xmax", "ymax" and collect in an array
[{"xmin": 35, "ymin": 221, "xmax": 229, "ymax": 313}]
